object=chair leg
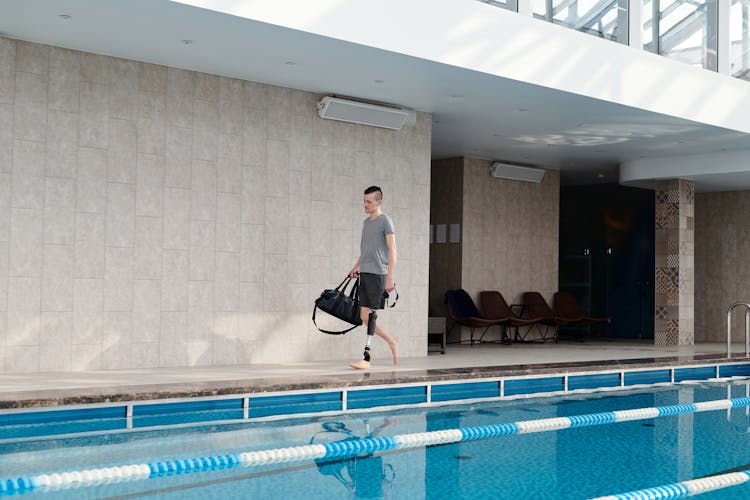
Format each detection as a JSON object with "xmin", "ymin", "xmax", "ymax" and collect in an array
[
  {"xmin": 501, "ymin": 326, "xmax": 512, "ymax": 345},
  {"xmin": 516, "ymin": 325, "xmax": 534, "ymax": 342},
  {"xmin": 539, "ymin": 325, "xmax": 549, "ymax": 343},
  {"xmin": 541, "ymin": 325, "xmax": 551, "ymax": 342},
  {"xmin": 541, "ymin": 325, "xmax": 558, "ymax": 343},
  {"xmin": 522, "ymin": 324, "xmax": 545, "ymax": 342},
  {"xmin": 477, "ymin": 325, "xmax": 492, "ymax": 343},
  {"xmin": 530, "ymin": 324, "xmax": 556, "ymax": 343},
  {"xmin": 516, "ymin": 325, "xmax": 527, "ymax": 341}
]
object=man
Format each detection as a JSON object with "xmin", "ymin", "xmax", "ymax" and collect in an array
[{"xmin": 349, "ymin": 186, "xmax": 399, "ymax": 370}]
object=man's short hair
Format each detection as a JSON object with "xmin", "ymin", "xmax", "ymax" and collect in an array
[{"xmin": 364, "ymin": 185, "xmax": 382, "ymax": 200}]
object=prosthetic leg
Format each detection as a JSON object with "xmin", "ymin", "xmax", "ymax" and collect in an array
[
  {"xmin": 350, "ymin": 310, "xmax": 377, "ymax": 370},
  {"xmin": 362, "ymin": 311, "xmax": 377, "ymax": 362}
]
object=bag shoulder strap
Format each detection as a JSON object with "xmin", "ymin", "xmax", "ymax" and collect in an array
[
  {"xmin": 312, "ymin": 304, "xmax": 359, "ymax": 335},
  {"xmin": 385, "ymin": 286, "xmax": 399, "ymax": 308}
]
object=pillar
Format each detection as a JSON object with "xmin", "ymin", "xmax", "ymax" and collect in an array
[{"xmin": 655, "ymin": 179, "xmax": 695, "ymax": 345}]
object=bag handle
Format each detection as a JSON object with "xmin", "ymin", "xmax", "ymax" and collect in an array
[
  {"xmin": 348, "ymin": 277, "xmax": 359, "ymax": 300},
  {"xmin": 334, "ymin": 275, "xmax": 351, "ymax": 292},
  {"xmin": 333, "ymin": 276, "xmax": 359, "ymax": 308}
]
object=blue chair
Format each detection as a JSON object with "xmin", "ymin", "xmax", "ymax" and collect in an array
[{"xmin": 445, "ymin": 289, "xmax": 503, "ymax": 345}]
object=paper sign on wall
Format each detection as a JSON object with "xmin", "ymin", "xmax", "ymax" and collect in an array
[
  {"xmin": 449, "ymin": 224, "xmax": 460, "ymax": 243},
  {"xmin": 436, "ymin": 224, "xmax": 446, "ymax": 243}
]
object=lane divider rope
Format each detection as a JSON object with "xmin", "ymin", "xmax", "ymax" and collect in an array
[
  {"xmin": 1, "ymin": 396, "xmax": 749, "ymax": 495},
  {"xmin": 592, "ymin": 470, "xmax": 750, "ymax": 499}
]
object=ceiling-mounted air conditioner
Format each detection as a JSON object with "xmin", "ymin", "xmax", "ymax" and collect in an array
[
  {"xmin": 317, "ymin": 96, "xmax": 413, "ymax": 130},
  {"xmin": 490, "ymin": 162, "xmax": 546, "ymax": 183}
]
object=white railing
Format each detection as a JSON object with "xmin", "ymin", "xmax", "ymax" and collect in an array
[{"xmin": 726, "ymin": 302, "xmax": 750, "ymax": 357}]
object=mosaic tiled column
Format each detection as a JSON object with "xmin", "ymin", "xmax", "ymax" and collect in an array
[{"xmin": 655, "ymin": 179, "xmax": 695, "ymax": 346}]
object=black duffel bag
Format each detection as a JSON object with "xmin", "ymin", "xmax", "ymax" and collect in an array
[{"xmin": 313, "ymin": 276, "xmax": 362, "ymax": 335}]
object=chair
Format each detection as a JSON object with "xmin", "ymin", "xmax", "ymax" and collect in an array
[
  {"xmin": 553, "ymin": 291, "xmax": 611, "ymax": 338},
  {"xmin": 479, "ymin": 291, "xmax": 543, "ymax": 344},
  {"xmin": 521, "ymin": 292, "xmax": 568, "ymax": 343},
  {"xmin": 445, "ymin": 290, "xmax": 503, "ymax": 345}
]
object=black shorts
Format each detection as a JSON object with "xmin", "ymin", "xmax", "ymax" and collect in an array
[{"xmin": 359, "ymin": 273, "xmax": 386, "ymax": 310}]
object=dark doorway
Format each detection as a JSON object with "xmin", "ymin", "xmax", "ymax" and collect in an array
[{"xmin": 559, "ymin": 184, "xmax": 655, "ymax": 339}]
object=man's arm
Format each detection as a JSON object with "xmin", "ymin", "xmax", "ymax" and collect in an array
[
  {"xmin": 385, "ymin": 233, "xmax": 397, "ymax": 293},
  {"xmin": 349, "ymin": 257, "xmax": 361, "ymax": 278}
]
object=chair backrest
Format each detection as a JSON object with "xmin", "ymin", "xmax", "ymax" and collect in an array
[
  {"xmin": 480, "ymin": 291, "xmax": 512, "ymax": 320},
  {"xmin": 522, "ymin": 292, "xmax": 555, "ymax": 319},
  {"xmin": 554, "ymin": 291, "xmax": 586, "ymax": 319},
  {"xmin": 445, "ymin": 289, "xmax": 481, "ymax": 320}
]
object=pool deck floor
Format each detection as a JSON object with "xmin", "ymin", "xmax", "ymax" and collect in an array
[{"xmin": 1, "ymin": 339, "xmax": 748, "ymax": 409}]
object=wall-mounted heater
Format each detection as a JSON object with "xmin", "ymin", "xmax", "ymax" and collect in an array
[
  {"xmin": 317, "ymin": 96, "xmax": 413, "ymax": 130},
  {"xmin": 489, "ymin": 162, "xmax": 546, "ymax": 183}
]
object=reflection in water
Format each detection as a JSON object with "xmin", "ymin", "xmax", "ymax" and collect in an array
[
  {"xmin": 310, "ymin": 420, "xmax": 396, "ymax": 499},
  {"xmin": 727, "ymin": 383, "xmax": 750, "ymax": 434}
]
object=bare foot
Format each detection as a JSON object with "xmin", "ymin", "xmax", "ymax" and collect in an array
[
  {"xmin": 390, "ymin": 337, "xmax": 400, "ymax": 365},
  {"xmin": 350, "ymin": 359, "xmax": 371, "ymax": 370}
]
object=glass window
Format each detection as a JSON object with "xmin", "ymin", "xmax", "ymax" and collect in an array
[
  {"xmin": 532, "ymin": 0, "xmax": 629, "ymax": 43},
  {"xmin": 731, "ymin": 0, "xmax": 750, "ymax": 80},
  {"xmin": 478, "ymin": 0, "xmax": 519, "ymax": 12},
  {"xmin": 643, "ymin": 0, "xmax": 718, "ymax": 71}
]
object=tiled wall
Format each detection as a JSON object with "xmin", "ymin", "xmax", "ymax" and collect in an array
[
  {"xmin": 462, "ymin": 158, "xmax": 559, "ymax": 312},
  {"xmin": 0, "ymin": 37, "xmax": 431, "ymax": 373},
  {"xmin": 695, "ymin": 190, "xmax": 750, "ymax": 344},
  {"xmin": 654, "ymin": 179, "xmax": 694, "ymax": 346},
  {"xmin": 430, "ymin": 157, "xmax": 558, "ymax": 342}
]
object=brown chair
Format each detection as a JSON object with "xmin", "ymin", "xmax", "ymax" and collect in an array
[
  {"xmin": 521, "ymin": 292, "xmax": 569, "ymax": 342},
  {"xmin": 445, "ymin": 289, "xmax": 503, "ymax": 344},
  {"xmin": 479, "ymin": 291, "xmax": 543, "ymax": 344},
  {"xmin": 553, "ymin": 291, "xmax": 611, "ymax": 338}
]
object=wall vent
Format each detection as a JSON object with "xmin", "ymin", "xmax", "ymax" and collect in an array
[
  {"xmin": 490, "ymin": 162, "xmax": 546, "ymax": 183},
  {"xmin": 317, "ymin": 96, "xmax": 412, "ymax": 130}
]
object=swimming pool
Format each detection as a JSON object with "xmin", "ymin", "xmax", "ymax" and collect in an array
[{"xmin": 3, "ymin": 377, "xmax": 750, "ymax": 498}]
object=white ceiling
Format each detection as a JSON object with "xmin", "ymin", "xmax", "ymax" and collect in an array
[{"xmin": 3, "ymin": 0, "xmax": 750, "ymax": 189}]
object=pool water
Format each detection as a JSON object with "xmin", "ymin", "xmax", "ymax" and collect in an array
[{"xmin": 3, "ymin": 379, "xmax": 750, "ymax": 499}]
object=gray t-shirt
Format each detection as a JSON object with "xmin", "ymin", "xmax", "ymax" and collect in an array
[{"xmin": 359, "ymin": 214, "xmax": 395, "ymax": 274}]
